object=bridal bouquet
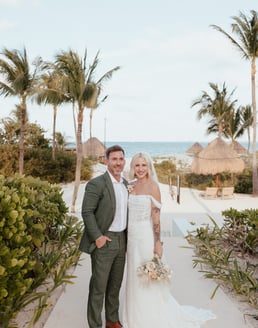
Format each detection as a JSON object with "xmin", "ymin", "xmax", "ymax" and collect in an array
[{"xmin": 137, "ymin": 255, "xmax": 172, "ymax": 283}]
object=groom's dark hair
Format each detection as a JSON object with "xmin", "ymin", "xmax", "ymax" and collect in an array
[{"xmin": 105, "ymin": 145, "xmax": 125, "ymax": 159}]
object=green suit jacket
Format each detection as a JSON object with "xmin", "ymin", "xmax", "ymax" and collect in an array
[{"xmin": 79, "ymin": 171, "xmax": 128, "ymax": 254}]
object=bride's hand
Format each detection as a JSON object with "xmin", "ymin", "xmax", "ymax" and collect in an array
[{"xmin": 154, "ymin": 240, "xmax": 163, "ymax": 258}]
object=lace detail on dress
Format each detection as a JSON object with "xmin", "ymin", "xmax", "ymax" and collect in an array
[{"xmin": 128, "ymin": 195, "xmax": 161, "ymax": 222}]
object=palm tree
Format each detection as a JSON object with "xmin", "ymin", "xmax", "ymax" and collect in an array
[
  {"xmin": 0, "ymin": 106, "xmax": 22, "ymax": 144},
  {"xmin": 240, "ymin": 105, "xmax": 253, "ymax": 153},
  {"xmin": 223, "ymin": 107, "xmax": 246, "ymax": 145},
  {"xmin": 35, "ymin": 68, "xmax": 69, "ymax": 160},
  {"xmin": 0, "ymin": 106, "xmax": 49, "ymax": 148},
  {"xmin": 55, "ymin": 49, "xmax": 120, "ymax": 212},
  {"xmin": 191, "ymin": 82, "xmax": 237, "ymax": 137},
  {"xmin": 88, "ymin": 95, "xmax": 108, "ymax": 139},
  {"xmin": 55, "ymin": 132, "xmax": 69, "ymax": 150},
  {"xmin": 0, "ymin": 47, "xmax": 43, "ymax": 174},
  {"xmin": 211, "ymin": 10, "xmax": 258, "ymax": 194}
]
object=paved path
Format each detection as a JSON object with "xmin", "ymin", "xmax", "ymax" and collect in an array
[{"xmin": 44, "ymin": 183, "xmax": 257, "ymax": 328}]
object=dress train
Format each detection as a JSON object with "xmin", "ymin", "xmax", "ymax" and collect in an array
[{"xmin": 122, "ymin": 194, "xmax": 216, "ymax": 327}]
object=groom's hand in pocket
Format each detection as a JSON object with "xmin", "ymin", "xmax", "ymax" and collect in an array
[{"xmin": 95, "ymin": 235, "xmax": 112, "ymax": 248}]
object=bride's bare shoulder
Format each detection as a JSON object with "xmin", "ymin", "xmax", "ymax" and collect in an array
[{"xmin": 149, "ymin": 180, "xmax": 161, "ymax": 202}]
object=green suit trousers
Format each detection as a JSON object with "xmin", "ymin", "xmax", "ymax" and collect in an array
[{"xmin": 87, "ymin": 230, "xmax": 126, "ymax": 328}]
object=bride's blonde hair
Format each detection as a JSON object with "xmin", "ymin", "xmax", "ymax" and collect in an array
[{"xmin": 129, "ymin": 152, "xmax": 158, "ymax": 182}]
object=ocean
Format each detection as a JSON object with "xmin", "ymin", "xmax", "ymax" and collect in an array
[
  {"xmin": 104, "ymin": 141, "xmax": 251, "ymax": 158},
  {"xmin": 105, "ymin": 141, "xmax": 197, "ymax": 158}
]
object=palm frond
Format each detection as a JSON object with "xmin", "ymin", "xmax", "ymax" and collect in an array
[{"xmin": 210, "ymin": 24, "xmax": 249, "ymax": 59}]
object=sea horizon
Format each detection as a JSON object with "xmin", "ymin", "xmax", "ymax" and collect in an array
[
  {"xmin": 104, "ymin": 140, "xmax": 253, "ymax": 158},
  {"xmin": 67, "ymin": 139, "xmax": 254, "ymax": 158}
]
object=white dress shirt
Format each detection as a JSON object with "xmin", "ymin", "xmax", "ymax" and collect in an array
[{"xmin": 108, "ymin": 171, "xmax": 128, "ymax": 232}]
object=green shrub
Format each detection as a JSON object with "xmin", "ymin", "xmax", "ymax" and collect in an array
[
  {"xmin": 222, "ymin": 208, "xmax": 258, "ymax": 255},
  {"xmin": 185, "ymin": 173, "xmax": 215, "ymax": 189},
  {"xmin": 0, "ymin": 144, "xmax": 19, "ymax": 176},
  {"xmin": 24, "ymin": 148, "xmax": 77, "ymax": 183},
  {"xmin": 81, "ymin": 157, "xmax": 95, "ymax": 181},
  {"xmin": 0, "ymin": 145, "xmax": 94, "ymax": 183},
  {"xmin": 154, "ymin": 160, "xmax": 176, "ymax": 184},
  {"xmin": 0, "ymin": 175, "xmax": 83, "ymax": 326},
  {"xmin": 185, "ymin": 170, "xmax": 253, "ymax": 194},
  {"xmin": 234, "ymin": 170, "xmax": 252, "ymax": 194},
  {"xmin": 187, "ymin": 210, "xmax": 258, "ymax": 309}
]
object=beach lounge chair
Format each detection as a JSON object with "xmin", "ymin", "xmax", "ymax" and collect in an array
[
  {"xmin": 204, "ymin": 187, "xmax": 218, "ymax": 199},
  {"xmin": 221, "ymin": 187, "xmax": 234, "ymax": 199}
]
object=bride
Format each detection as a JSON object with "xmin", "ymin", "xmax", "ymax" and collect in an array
[{"xmin": 122, "ymin": 152, "xmax": 216, "ymax": 327}]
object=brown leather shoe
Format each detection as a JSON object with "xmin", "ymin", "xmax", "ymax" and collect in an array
[{"xmin": 106, "ymin": 321, "xmax": 123, "ymax": 328}]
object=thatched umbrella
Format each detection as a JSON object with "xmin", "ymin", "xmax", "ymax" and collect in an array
[
  {"xmin": 83, "ymin": 137, "xmax": 106, "ymax": 158},
  {"xmin": 191, "ymin": 137, "xmax": 245, "ymax": 186},
  {"xmin": 186, "ymin": 142, "xmax": 203, "ymax": 155},
  {"xmin": 231, "ymin": 140, "xmax": 248, "ymax": 156}
]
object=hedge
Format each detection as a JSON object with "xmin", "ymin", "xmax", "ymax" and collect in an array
[{"xmin": 0, "ymin": 175, "xmax": 82, "ymax": 326}]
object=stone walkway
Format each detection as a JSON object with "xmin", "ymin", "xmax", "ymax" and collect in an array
[{"xmin": 43, "ymin": 183, "xmax": 257, "ymax": 328}]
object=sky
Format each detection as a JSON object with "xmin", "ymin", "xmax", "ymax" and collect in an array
[{"xmin": 0, "ymin": 0, "xmax": 257, "ymax": 143}]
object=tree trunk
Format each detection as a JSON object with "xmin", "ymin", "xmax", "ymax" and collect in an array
[
  {"xmin": 89, "ymin": 108, "xmax": 93, "ymax": 139},
  {"xmin": 71, "ymin": 107, "xmax": 83, "ymax": 213},
  {"xmin": 19, "ymin": 96, "xmax": 26, "ymax": 175},
  {"xmin": 52, "ymin": 105, "xmax": 57, "ymax": 160},
  {"xmin": 251, "ymin": 58, "xmax": 258, "ymax": 194},
  {"xmin": 247, "ymin": 127, "xmax": 251, "ymax": 154},
  {"xmin": 72, "ymin": 101, "xmax": 77, "ymax": 141}
]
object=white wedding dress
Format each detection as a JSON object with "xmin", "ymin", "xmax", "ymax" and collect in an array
[{"xmin": 122, "ymin": 194, "xmax": 216, "ymax": 328}]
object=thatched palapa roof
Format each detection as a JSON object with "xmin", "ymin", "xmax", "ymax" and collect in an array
[
  {"xmin": 231, "ymin": 141, "xmax": 248, "ymax": 156},
  {"xmin": 83, "ymin": 137, "xmax": 106, "ymax": 158},
  {"xmin": 186, "ymin": 142, "xmax": 203, "ymax": 155},
  {"xmin": 191, "ymin": 137, "xmax": 245, "ymax": 175}
]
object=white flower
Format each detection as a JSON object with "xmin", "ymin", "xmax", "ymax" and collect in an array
[
  {"xmin": 127, "ymin": 179, "xmax": 137, "ymax": 193},
  {"xmin": 127, "ymin": 184, "xmax": 134, "ymax": 193},
  {"xmin": 137, "ymin": 255, "xmax": 172, "ymax": 284}
]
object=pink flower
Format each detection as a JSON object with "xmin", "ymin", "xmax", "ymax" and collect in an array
[
  {"xmin": 146, "ymin": 261, "xmax": 156, "ymax": 271},
  {"xmin": 137, "ymin": 256, "xmax": 172, "ymax": 284}
]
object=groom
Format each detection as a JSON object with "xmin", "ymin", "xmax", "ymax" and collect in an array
[{"xmin": 79, "ymin": 145, "xmax": 128, "ymax": 328}]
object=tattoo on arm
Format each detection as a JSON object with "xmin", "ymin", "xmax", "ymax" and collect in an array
[
  {"xmin": 153, "ymin": 223, "xmax": 160, "ymax": 242},
  {"xmin": 152, "ymin": 207, "xmax": 161, "ymax": 242},
  {"xmin": 153, "ymin": 207, "xmax": 160, "ymax": 215}
]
